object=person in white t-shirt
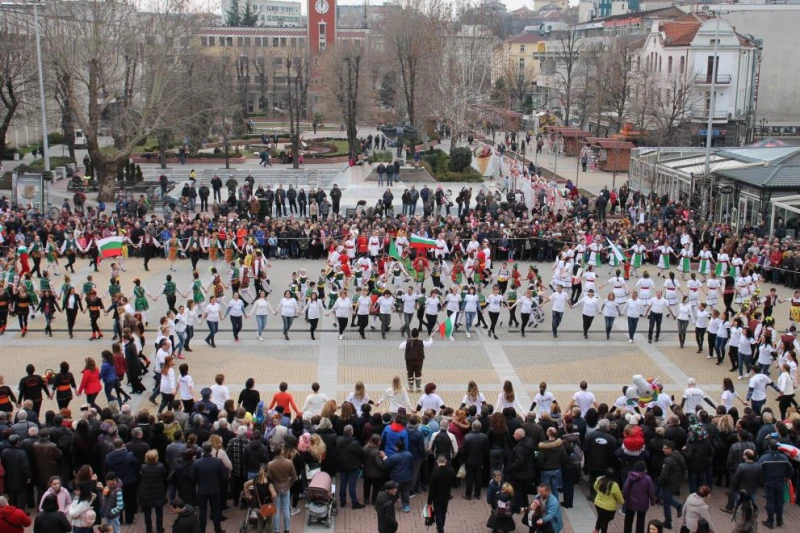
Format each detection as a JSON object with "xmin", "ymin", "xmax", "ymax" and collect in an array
[
  {"xmin": 543, "ymin": 285, "xmax": 569, "ymax": 338},
  {"xmin": 567, "ymin": 381, "xmax": 598, "ymax": 417},
  {"xmin": 377, "ymin": 289, "xmax": 396, "ymax": 339},
  {"xmin": 693, "ymin": 302, "xmax": 710, "ymax": 354},
  {"xmin": 177, "ymin": 362, "xmax": 196, "ymax": 411},
  {"xmin": 645, "ymin": 290, "xmax": 675, "ymax": 344},
  {"xmin": 624, "ymin": 290, "xmax": 645, "ymax": 343},
  {"xmin": 210, "ymin": 373, "xmax": 231, "ymax": 410},
  {"xmin": 571, "ymin": 288, "xmax": 600, "ymax": 339},
  {"xmin": 302, "ymin": 382, "xmax": 329, "ymax": 417},
  {"xmin": 746, "ymin": 373, "xmax": 780, "ymax": 415},
  {"xmin": 530, "ymin": 381, "xmax": 556, "ymax": 419},
  {"xmin": 460, "ymin": 380, "xmax": 487, "ymax": 410},
  {"xmin": 680, "ymin": 378, "xmax": 716, "ymax": 414}
]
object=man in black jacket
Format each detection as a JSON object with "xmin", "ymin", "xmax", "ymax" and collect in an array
[
  {"xmin": 428, "ymin": 455, "xmax": 457, "ymax": 533},
  {"xmin": 335, "ymin": 425, "xmax": 365, "ymax": 509},
  {"xmin": 658, "ymin": 440, "xmax": 686, "ymax": 529},
  {"xmin": 461, "ymin": 420, "xmax": 488, "ymax": 500},
  {"xmin": 104, "ymin": 438, "xmax": 140, "ymax": 524},
  {"xmin": 723, "ymin": 448, "xmax": 761, "ymax": 514},
  {"xmin": 584, "ymin": 419, "xmax": 617, "ymax": 500},
  {"xmin": 0, "ymin": 435, "xmax": 31, "ymax": 509},
  {"xmin": 191, "ymin": 442, "xmax": 227, "ymax": 533},
  {"xmin": 210, "ymin": 175, "xmax": 222, "ymax": 203},
  {"xmin": 508, "ymin": 428, "xmax": 536, "ymax": 512},
  {"xmin": 376, "ymin": 481, "xmax": 399, "ymax": 533},
  {"xmin": 330, "ymin": 184, "xmax": 342, "ymax": 216}
]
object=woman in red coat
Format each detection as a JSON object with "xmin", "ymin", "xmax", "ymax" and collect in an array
[{"xmin": 77, "ymin": 357, "xmax": 102, "ymax": 410}]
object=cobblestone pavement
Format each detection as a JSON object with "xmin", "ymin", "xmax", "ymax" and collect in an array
[{"xmin": 2, "ymin": 256, "xmax": 798, "ymax": 533}]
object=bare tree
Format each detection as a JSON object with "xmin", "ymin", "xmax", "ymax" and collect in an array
[
  {"xmin": 502, "ymin": 58, "xmax": 536, "ymax": 112},
  {"xmin": 284, "ymin": 47, "xmax": 309, "ymax": 169},
  {"xmin": 379, "ymin": 0, "xmax": 445, "ymax": 132},
  {"xmin": 555, "ymin": 23, "xmax": 583, "ymax": 126},
  {"xmin": 649, "ymin": 73, "xmax": 700, "ymax": 146},
  {"xmin": 0, "ymin": 17, "xmax": 34, "ymax": 157},
  {"xmin": 42, "ymin": 0, "xmax": 205, "ymax": 200},
  {"xmin": 324, "ymin": 41, "xmax": 366, "ymax": 158},
  {"xmin": 602, "ymin": 39, "xmax": 639, "ymax": 132}
]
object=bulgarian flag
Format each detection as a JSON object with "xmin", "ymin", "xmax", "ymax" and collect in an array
[
  {"xmin": 438, "ymin": 313, "xmax": 455, "ymax": 338},
  {"xmin": 409, "ymin": 235, "xmax": 437, "ymax": 249},
  {"xmin": 97, "ymin": 236, "xmax": 124, "ymax": 260},
  {"xmin": 607, "ymin": 238, "xmax": 626, "ymax": 264}
]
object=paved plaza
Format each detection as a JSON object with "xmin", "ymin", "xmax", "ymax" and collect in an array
[{"xmin": 2, "ymin": 255, "xmax": 799, "ymax": 532}]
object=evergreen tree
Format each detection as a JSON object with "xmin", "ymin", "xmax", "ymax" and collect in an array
[
  {"xmin": 225, "ymin": 0, "xmax": 242, "ymax": 26},
  {"xmin": 241, "ymin": 1, "xmax": 259, "ymax": 26}
]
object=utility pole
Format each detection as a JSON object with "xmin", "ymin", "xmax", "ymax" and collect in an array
[{"xmin": 701, "ymin": 16, "xmax": 722, "ymax": 220}]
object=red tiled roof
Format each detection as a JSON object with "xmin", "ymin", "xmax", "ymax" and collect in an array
[
  {"xmin": 660, "ymin": 20, "xmax": 701, "ymax": 46},
  {"xmin": 504, "ymin": 33, "xmax": 544, "ymax": 44},
  {"xmin": 587, "ymin": 137, "xmax": 636, "ymax": 150}
]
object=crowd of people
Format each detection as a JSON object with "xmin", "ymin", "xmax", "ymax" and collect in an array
[{"xmin": 2, "ymin": 161, "xmax": 800, "ymax": 532}]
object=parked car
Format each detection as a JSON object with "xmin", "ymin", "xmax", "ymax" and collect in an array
[{"xmin": 74, "ymin": 129, "xmax": 88, "ymax": 149}]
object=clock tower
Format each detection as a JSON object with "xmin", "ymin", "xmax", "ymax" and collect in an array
[{"xmin": 308, "ymin": 0, "xmax": 336, "ymax": 56}]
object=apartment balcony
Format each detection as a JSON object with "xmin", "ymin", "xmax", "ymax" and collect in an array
[
  {"xmin": 690, "ymin": 109, "xmax": 729, "ymax": 123},
  {"xmin": 535, "ymin": 72, "xmax": 559, "ymax": 90},
  {"xmin": 694, "ymin": 73, "xmax": 732, "ymax": 85}
]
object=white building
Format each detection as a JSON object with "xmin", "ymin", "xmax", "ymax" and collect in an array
[
  {"xmin": 640, "ymin": 13, "xmax": 759, "ymax": 145},
  {"xmin": 221, "ymin": 0, "xmax": 302, "ymax": 27}
]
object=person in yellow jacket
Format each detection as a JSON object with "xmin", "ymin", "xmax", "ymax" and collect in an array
[{"xmin": 593, "ymin": 468, "xmax": 624, "ymax": 533}]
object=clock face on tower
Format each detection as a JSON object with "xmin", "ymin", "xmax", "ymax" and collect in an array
[{"xmin": 315, "ymin": 0, "xmax": 329, "ymax": 14}]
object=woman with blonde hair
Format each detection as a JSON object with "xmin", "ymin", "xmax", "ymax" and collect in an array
[
  {"xmin": 246, "ymin": 463, "xmax": 277, "ymax": 533},
  {"xmin": 139, "ymin": 449, "xmax": 167, "ymax": 533},
  {"xmin": 377, "ymin": 375, "xmax": 412, "ymax": 414},
  {"xmin": 345, "ymin": 381, "xmax": 370, "ymax": 415},
  {"xmin": 320, "ymin": 400, "xmax": 339, "ymax": 428},
  {"xmin": 487, "ymin": 482, "xmax": 516, "ymax": 532},
  {"xmin": 460, "ymin": 380, "xmax": 487, "ymax": 410}
]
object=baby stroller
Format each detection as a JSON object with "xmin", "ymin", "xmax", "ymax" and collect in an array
[
  {"xmin": 305, "ymin": 471, "xmax": 338, "ymax": 528},
  {"xmin": 239, "ymin": 479, "xmax": 262, "ymax": 532}
]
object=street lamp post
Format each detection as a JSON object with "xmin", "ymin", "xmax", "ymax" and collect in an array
[
  {"xmin": 32, "ymin": 2, "xmax": 50, "ymax": 179},
  {"xmin": 759, "ymin": 118, "xmax": 768, "ymax": 141}
]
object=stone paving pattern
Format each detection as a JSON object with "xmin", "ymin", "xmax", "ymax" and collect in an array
[{"xmin": 1, "ymin": 256, "xmax": 798, "ymax": 532}]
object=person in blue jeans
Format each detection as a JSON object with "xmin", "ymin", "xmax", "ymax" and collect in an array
[
  {"xmin": 382, "ymin": 439, "xmax": 414, "ymax": 512},
  {"xmin": 537, "ymin": 427, "xmax": 568, "ymax": 498},
  {"xmin": 657, "ymin": 440, "xmax": 685, "ymax": 530},
  {"xmin": 757, "ymin": 439, "xmax": 793, "ymax": 528}
]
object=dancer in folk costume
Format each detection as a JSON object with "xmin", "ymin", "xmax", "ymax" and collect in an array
[
  {"xmin": 607, "ymin": 239, "xmax": 624, "ymax": 271},
  {"xmin": 704, "ymin": 271, "xmax": 721, "ymax": 309},
  {"xmin": 574, "ymin": 238, "xmax": 587, "ymax": 267},
  {"xmin": 715, "ymin": 250, "xmax": 730, "ymax": 277},
  {"xmin": 116, "ymin": 230, "xmax": 136, "ymax": 271},
  {"xmin": 587, "ymin": 238, "xmax": 604, "ymax": 269},
  {"xmin": 38, "ymin": 270, "xmax": 54, "ymax": 299},
  {"xmin": 685, "ymin": 273, "xmax": 702, "ymax": 308},
  {"xmin": 603, "ymin": 269, "xmax": 629, "ymax": 308},
  {"xmin": 730, "ymin": 253, "xmax": 744, "ymax": 278},
  {"xmin": 656, "ymin": 240, "xmax": 674, "ymax": 276},
  {"xmin": 185, "ymin": 231, "xmax": 204, "ymax": 271},
  {"xmin": 785, "ymin": 290, "xmax": 800, "ymax": 329},
  {"xmin": 635, "ymin": 271, "xmax": 654, "ymax": 306},
  {"xmin": 21, "ymin": 273, "xmax": 39, "ymax": 319},
  {"xmin": 627, "ymin": 239, "xmax": 648, "ymax": 277},
  {"xmin": 207, "ymin": 232, "xmax": 222, "ymax": 268},
  {"xmin": 223, "ymin": 234, "xmax": 239, "ymax": 266},
  {"xmin": 43, "ymin": 234, "xmax": 60, "ymax": 276},
  {"xmin": 166, "ymin": 232, "xmax": 181, "ymax": 271},
  {"xmin": 734, "ymin": 273, "xmax": 749, "ymax": 307},
  {"xmin": 59, "ymin": 234, "xmax": 79, "ymax": 274},
  {"xmin": 551, "ymin": 252, "xmax": 567, "ymax": 290},
  {"xmin": 184, "ymin": 270, "xmax": 207, "ymax": 310},
  {"xmin": 207, "ymin": 272, "xmax": 228, "ymax": 306},
  {"xmin": 59, "ymin": 274, "xmax": 73, "ymax": 310},
  {"xmin": 139, "ymin": 232, "xmax": 161, "ymax": 272},
  {"xmin": 583, "ymin": 264, "xmax": 598, "ymax": 295},
  {"xmin": 697, "ymin": 244, "xmax": 714, "ymax": 280},
  {"xmin": 412, "ymin": 253, "xmax": 429, "ymax": 293},
  {"xmin": 28, "ymin": 236, "xmax": 43, "ymax": 278},
  {"xmin": 663, "ymin": 272, "xmax": 680, "ymax": 315},
  {"xmin": 131, "ymin": 278, "xmax": 156, "ymax": 326},
  {"xmin": 678, "ymin": 242, "xmax": 693, "ymax": 280}
]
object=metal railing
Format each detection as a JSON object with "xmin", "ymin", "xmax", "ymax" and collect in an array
[{"xmin": 694, "ymin": 73, "xmax": 732, "ymax": 84}]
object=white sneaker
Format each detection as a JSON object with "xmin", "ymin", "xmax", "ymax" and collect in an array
[
  {"xmin": 706, "ymin": 355, "xmax": 713, "ymax": 359},
  {"xmin": 737, "ymin": 375, "xmax": 743, "ymax": 380},
  {"xmin": 449, "ymin": 336, "xmax": 454, "ymax": 342},
  {"xmin": 258, "ymin": 336, "xmax": 263, "ymax": 341},
  {"xmin": 339, "ymin": 335, "xmax": 343, "ymax": 340},
  {"xmin": 628, "ymin": 339, "xmax": 633, "ymax": 343},
  {"xmin": 466, "ymin": 332, "xmax": 471, "ymax": 338},
  {"xmin": 291, "ymin": 508, "xmax": 300, "ymax": 516}
]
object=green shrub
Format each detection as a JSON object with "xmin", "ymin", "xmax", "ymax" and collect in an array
[
  {"xmin": 436, "ymin": 168, "xmax": 483, "ymax": 182},
  {"xmin": 371, "ymin": 151, "xmax": 394, "ymax": 163},
  {"xmin": 448, "ymin": 147, "xmax": 472, "ymax": 172},
  {"xmin": 47, "ymin": 132, "xmax": 65, "ymax": 146},
  {"xmin": 14, "ymin": 156, "xmax": 75, "ymax": 174}
]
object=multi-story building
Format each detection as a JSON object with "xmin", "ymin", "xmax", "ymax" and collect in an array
[
  {"xmin": 220, "ymin": 0, "xmax": 302, "ymax": 27},
  {"xmin": 492, "ymin": 33, "xmax": 543, "ymax": 107},
  {"xmin": 639, "ymin": 13, "xmax": 760, "ymax": 145}
]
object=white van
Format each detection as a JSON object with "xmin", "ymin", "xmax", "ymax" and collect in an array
[{"xmin": 74, "ymin": 129, "xmax": 87, "ymax": 148}]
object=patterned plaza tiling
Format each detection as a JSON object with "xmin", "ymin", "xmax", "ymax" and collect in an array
[{"xmin": 505, "ymin": 344, "xmax": 676, "ymax": 385}]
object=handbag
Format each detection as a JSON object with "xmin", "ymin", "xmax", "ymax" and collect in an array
[
  {"xmin": 255, "ymin": 483, "xmax": 276, "ymax": 518},
  {"xmin": 456, "ymin": 464, "xmax": 466, "ymax": 479},
  {"xmin": 422, "ymin": 504, "xmax": 435, "ymax": 527}
]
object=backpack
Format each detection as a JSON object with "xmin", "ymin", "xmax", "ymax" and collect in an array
[{"xmin": 567, "ymin": 440, "xmax": 584, "ymax": 466}]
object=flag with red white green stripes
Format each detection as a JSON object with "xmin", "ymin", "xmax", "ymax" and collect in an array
[
  {"xmin": 438, "ymin": 314, "xmax": 455, "ymax": 338},
  {"xmin": 409, "ymin": 235, "xmax": 437, "ymax": 249}
]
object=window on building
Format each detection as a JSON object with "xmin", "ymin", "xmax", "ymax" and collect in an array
[
  {"xmin": 520, "ymin": 44, "xmax": 526, "ymax": 53},
  {"xmin": 666, "ymin": 88, "xmax": 671, "ymax": 102},
  {"xmin": 679, "ymin": 56, "xmax": 685, "ymax": 74},
  {"xmin": 319, "ymin": 22, "xmax": 327, "ymax": 51},
  {"xmin": 519, "ymin": 57, "xmax": 525, "ymax": 70},
  {"xmin": 237, "ymin": 37, "xmax": 244, "ymax": 46},
  {"xmin": 201, "ymin": 36, "xmax": 208, "ymax": 46},
  {"xmin": 244, "ymin": 37, "xmax": 251, "ymax": 47},
  {"xmin": 274, "ymin": 56, "xmax": 283, "ymax": 67},
  {"xmin": 667, "ymin": 56, "xmax": 672, "ymax": 74},
  {"xmin": 636, "ymin": 56, "xmax": 640, "ymax": 70},
  {"xmin": 280, "ymin": 37, "xmax": 287, "ymax": 47},
  {"xmin": 291, "ymin": 38, "xmax": 297, "ymax": 47},
  {"xmin": 658, "ymin": 55, "xmax": 662, "ymax": 73},
  {"xmin": 226, "ymin": 37, "xmax": 233, "ymax": 46},
  {"xmin": 255, "ymin": 37, "xmax": 261, "ymax": 47},
  {"xmin": 273, "ymin": 38, "xmax": 279, "ymax": 47}
]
